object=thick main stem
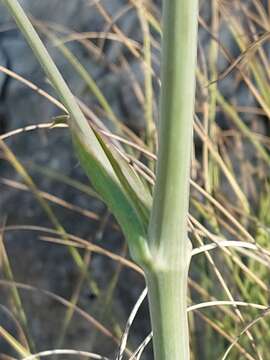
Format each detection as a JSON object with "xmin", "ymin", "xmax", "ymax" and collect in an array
[
  {"xmin": 146, "ymin": 261, "xmax": 191, "ymax": 360},
  {"xmin": 146, "ymin": 1, "xmax": 198, "ymax": 359}
]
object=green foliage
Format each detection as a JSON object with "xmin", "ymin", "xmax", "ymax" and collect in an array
[{"xmin": 73, "ymin": 131, "xmax": 152, "ymax": 267}]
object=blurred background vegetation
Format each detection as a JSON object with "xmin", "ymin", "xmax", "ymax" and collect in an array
[{"xmin": 0, "ymin": 0, "xmax": 270, "ymax": 359}]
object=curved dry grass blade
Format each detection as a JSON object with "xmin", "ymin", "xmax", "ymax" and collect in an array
[
  {"xmin": 116, "ymin": 288, "xmax": 148, "ymax": 360},
  {"xmin": 22, "ymin": 349, "xmax": 109, "ymax": 360},
  {"xmin": 190, "ymin": 179, "xmax": 255, "ymax": 243},
  {"xmin": 0, "ymin": 137, "xmax": 98, "ymax": 292},
  {"xmin": 209, "ymin": 31, "xmax": 270, "ymax": 85},
  {"xmin": 188, "ymin": 301, "xmax": 267, "ymax": 312},
  {"xmin": 128, "ymin": 298, "xmax": 269, "ymax": 360},
  {"xmin": 0, "ymin": 121, "xmax": 67, "ymax": 141},
  {"xmin": 221, "ymin": 308, "xmax": 270, "ymax": 360},
  {"xmin": 194, "ymin": 311, "xmax": 256, "ymax": 360},
  {"xmin": 0, "ymin": 280, "xmax": 118, "ymax": 346},
  {"xmin": 56, "ymin": 208, "xmax": 111, "ymax": 350},
  {"xmin": 0, "ymin": 65, "xmax": 67, "ymax": 112},
  {"xmin": 190, "ymin": 216, "xmax": 268, "ymax": 291},
  {"xmin": 0, "ymin": 225, "xmax": 143, "ymax": 275},
  {"xmin": 194, "ymin": 116, "xmax": 250, "ymax": 212},
  {"xmin": 189, "ymin": 218, "xmax": 263, "ymax": 357},
  {"xmin": 128, "ymin": 332, "xmax": 152, "ymax": 360},
  {"xmin": 0, "ymin": 177, "xmax": 100, "ymax": 222},
  {"xmin": 0, "ymin": 63, "xmax": 148, "ymax": 166},
  {"xmin": 89, "ymin": 0, "xmax": 140, "ymax": 58},
  {"xmin": 0, "ymin": 305, "xmax": 29, "ymax": 351},
  {"xmin": 191, "ymin": 240, "xmax": 257, "ymax": 256},
  {"xmin": 41, "ymin": 235, "xmax": 143, "ymax": 274}
]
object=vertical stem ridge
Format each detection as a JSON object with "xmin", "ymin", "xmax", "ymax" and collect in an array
[
  {"xmin": 146, "ymin": 1, "xmax": 198, "ymax": 359},
  {"xmin": 146, "ymin": 264, "xmax": 191, "ymax": 360},
  {"xmin": 149, "ymin": 0, "xmax": 198, "ymax": 262}
]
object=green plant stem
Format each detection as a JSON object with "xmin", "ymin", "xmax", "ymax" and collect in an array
[
  {"xmin": 146, "ymin": 1, "xmax": 198, "ymax": 359},
  {"xmin": 146, "ymin": 264, "xmax": 190, "ymax": 359}
]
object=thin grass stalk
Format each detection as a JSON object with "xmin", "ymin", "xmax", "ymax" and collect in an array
[
  {"xmin": 137, "ymin": 4, "xmax": 155, "ymax": 153},
  {"xmin": 208, "ymin": 1, "xmax": 220, "ymax": 193},
  {"xmin": 2, "ymin": 0, "xmax": 110, "ymax": 168},
  {"xmin": 0, "ymin": 231, "xmax": 34, "ymax": 352},
  {"xmin": 146, "ymin": 1, "xmax": 198, "ymax": 359}
]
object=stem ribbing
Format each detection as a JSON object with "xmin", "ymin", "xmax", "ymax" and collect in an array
[{"xmin": 146, "ymin": 1, "xmax": 198, "ymax": 359}]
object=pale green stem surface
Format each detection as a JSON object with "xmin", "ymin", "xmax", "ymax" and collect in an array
[{"xmin": 146, "ymin": 1, "xmax": 198, "ymax": 359}]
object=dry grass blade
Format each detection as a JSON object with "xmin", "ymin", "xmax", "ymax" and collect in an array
[
  {"xmin": 40, "ymin": 235, "xmax": 143, "ymax": 274},
  {"xmin": 21, "ymin": 349, "xmax": 109, "ymax": 360},
  {"xmin": 128, "ymin": 332, "xmax": 152, "ymax": 360},
  {"xmin": 116, "ymin": 288, "xmax": 148, "ymax": 360},
  {"xmin": 33, "ymin": 18, "xmax": 121, "ymax": 130},
  {"xmin": 188, "ymin": 301, "xmax": 267, "ymax": 312},
  {"xmin": 0, "ymin": 121, "xmax": 68, "ymax": 141},
  {"xmin": 190, "ymin": 216, "xmax": 268, "ymax": 291},
  {"xmin": 29, "ymin": 163, "xmax": 98, "ymax": 199},
  {"xmin": 0, "ymin": 224, "xmax": 34, "ymax": 352},
  {"xmin": 0, "ymin": 305, "xmax": 29, "ymax": 351},
  {"xmin": 209, "ymin": 31, "xmax": 270, "ymax": 85},
  {"xmin": 57, "ymin": 31, "xmax": 140, "ymax": 50},
  {"xmin": 189, "ymin": 218, "xmax": 264, "ymax": 357},
  {"xmin": 0, "ymin": 137, "xmax": 98, "ymax": 291},
  {"xmin": 194, "ymin": 116, "xmax": 250, "ymax": 212},
  {"xmin": 191, "ymin": 240, "xmax": 257, "ymax": 256},
  {"xmin": 89, "ymin": 0, "xmax": 140, "ymax": 58},
  {"xmin": 0, "ymin": 65, "xmax": 67, "ymax": 112},
  {"xmin": 0, "ymin": 279, "xmax": 122, "ymax": 348},
  {"xmin": 0, "ymin": 177, "xmax": 100, "ymax": 222},
  {"xmin": 221, "ymin": 308, "xmax": 270, "ymax": 360},
  {"xmin": 0, "ymin": 224, "xmax": 143, "ymax": 274},
  {"xmin": 137, "ymin": 2, "xmax": 156, "ymax": 153},
  {"xmin": 194, "ymin": 311, "xmax": 255, "ymax": 360},
  {"xmin": 125, "ymin": 298, "xmax": 268, "ymax": 360},
  {"xmin": 56, "ymin": 210, "xmax": 111, "ymax": 349}
]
